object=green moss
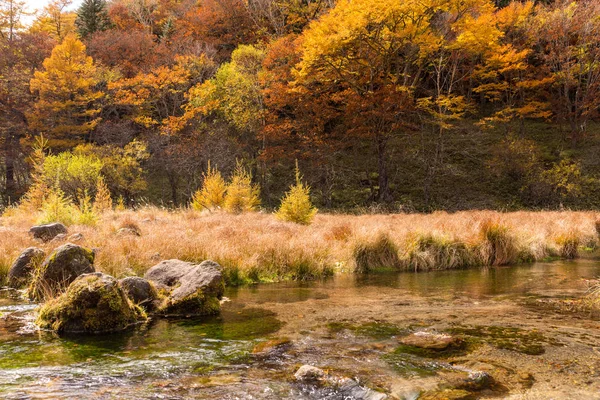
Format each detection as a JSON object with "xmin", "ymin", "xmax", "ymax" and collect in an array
[
  {"xmin": 448, "ymin": 325, "xmax": 547, "ymax": 355},
  {"xmin": 36, "ymin": 274, "xmax": 146, "ymax": 334},
  {"xmin": 328, "ymin": 321, "xmax": 405, "ymax": 339},
  {"xmin": 392, "ymin": 342, "xmax": 469, "ymax": 359},
  {"xmin": 158, "ymin": 288, "xmax": 221, "ymax": 316}
]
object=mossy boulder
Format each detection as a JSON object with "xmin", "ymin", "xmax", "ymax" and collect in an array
[
  {"xmin": 29, "ymin": 243, "xmax": 95, "ymax": 301},
  {"xmin": 145, "ymin": 259, "xmax": 225, "ymax": 317},
  {"xmin": 36, "ymin": 272, "xmax": 147, "ymax": 334},
  {"xmin": 119, "ymin": 276, "xmax": 158, "ymax": 310},
  {"xmin": 7, "ymin": 247, "xmax": 45, "ymax": 288},
  {"xmin": 29, "ymin": 223, "xmax": 67, "ymax": 242}
]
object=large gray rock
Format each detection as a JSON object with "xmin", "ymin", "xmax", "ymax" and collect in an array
[
  {"xmin": 145, "ymin": 259, "xmax": 224, "ymax": 317},
  {"xmin": 144, "ymin": 259, "xmax": 197, "ymax": 289},
  {"xmin": 171, "ymin": 260, "xmax": 224, "ymax": 300},
  {"xmin": 29, "ymin": 223, "xmax": 67, "ymax": 242},
  {"xmin": 7, "ymin": 247, "xmax": 45, "ymax": 288},
  {"xmin": 119, "ymin": 276, "xmax": 158, "ymax": 309},
  {"xmin": 36, "ymin": 272, "xmax": 146, "ymax": 334},
  {"xmin": 29, "ymin": 243, "xmax": 95, "ymax": 301}
]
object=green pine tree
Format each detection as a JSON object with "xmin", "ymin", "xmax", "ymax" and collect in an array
[{"xmin": 75, "ymin": 0, "xmax": 111, "ymax": 39}]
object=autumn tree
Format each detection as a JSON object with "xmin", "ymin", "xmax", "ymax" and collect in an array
[
  {"xmin": 76, "ymin": 0, "xmax": 111, "ymax": 39},
  {"xmin": 30, "ymin": 0, "xmax": 76, "ymax": 41},
  {"xmin": 532, "ymin": 0, "xmax": 600, "ymax": 144},
  {"xmin": 1, "ymin": 0, "xmax": 54, "ymax": 203},
  {"xmin": 29, "ymin": 34, "xmax": 104, "ymax": 146}
]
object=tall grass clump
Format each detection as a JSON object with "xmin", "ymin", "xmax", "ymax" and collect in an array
[
  {"xmin": 276, "ymin": 161, "xmax": 317, "ymax": 224},
  {"xmin": 405, "ymin": 233, "xmax": 475, "ymax": 271},
  {"xmin": 191, "ymin": 162, "xmax": 227, "ymax": 212},
  {"xmin": 223, "ymin": 162, "xmax": 260, "ymax": 214},
  {"xmin": 478, "ymin": 220, "xmax": 519, "ymax": 266},
  {"xmin": 352, "ymin": 233, "xmax": 400, "ymax": 273},
  {"xmin": 555, "ymin": 230, "xmax": 580, "ymax": 259}
]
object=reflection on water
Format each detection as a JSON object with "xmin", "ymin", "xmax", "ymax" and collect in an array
[{"xmin": 0, "ymin": 260, "xmax": 598, "ymax": 399}]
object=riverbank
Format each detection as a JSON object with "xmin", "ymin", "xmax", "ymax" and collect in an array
[{"xmin": 1, "ymin": 209, "xmax": 599, "ymax": 286}]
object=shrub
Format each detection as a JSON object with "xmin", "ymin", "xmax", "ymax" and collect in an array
[
  {"xmin": 478, "ymin": 220, "xmax": 518, "ymax": 266},
  {"xmin": 555, "ymin": 231, "xmax": 580, "ymax": 259},
  {"xmin": 352, "ymin": 233, "xmax": 400, "ymax": 273},
  {"xmin": 41, "ymin": 151, "xmax": 104, "ymax": 201},
  {"xmin": 405, "ymin": 233, "xmax": 475, "ymax": 271},
  {"xmin": 191, "ymin": 162, "xmax": 227, "ymax": 211},
  {"xmin": 37, "ymin": 187, "xmax": 76, "ymax": 226},
  {"xmin": 276, "ymin": 161, "xmax": 317, "ymax": 224},
  {"xmin": 223, "ymin": 162, "xmax": 260, "ymax": 214},
  {"xmin": 77, "ymin": 190, "xmax": 99, "ymax": 226},
  {"xmin": 93, "ymin": 176, "xmax": 113, "ymax": 213}
]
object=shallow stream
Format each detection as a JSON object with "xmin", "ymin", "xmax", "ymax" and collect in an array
[{"xmin": 1, "ymin": 260, "xmax": 600, "ymax": 399}]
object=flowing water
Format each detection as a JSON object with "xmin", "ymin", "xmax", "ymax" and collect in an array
[{"xmin": 1, "ymin": 260, "xmax": 600, "ymax": 399}]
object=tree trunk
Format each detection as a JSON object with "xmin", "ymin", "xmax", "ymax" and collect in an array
[
  {"xmin": 376, "ymin": 134, "xmax": 391, "ymax": 203},
  {"xmin": 4, "ymin": 130, "xmax": 19, "ymax": 204}
]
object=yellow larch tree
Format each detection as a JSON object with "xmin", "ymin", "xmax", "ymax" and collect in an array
[{"xmin": 29, "ymin": 33, "xmax": 103, "ymax": 145}]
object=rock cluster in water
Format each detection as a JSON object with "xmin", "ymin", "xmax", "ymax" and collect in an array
[
  {"xmin": 36, "ymin": 272, "xmax": 146, "ymax": 333},
  {"xmin": 9, "ymin": 232, "xmax": 225, "ymax": 334}
]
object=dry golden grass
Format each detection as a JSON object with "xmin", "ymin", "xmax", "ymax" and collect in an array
[{"xmin": 1, "ymin": 208, "xmax": 598, "ymax": 285}]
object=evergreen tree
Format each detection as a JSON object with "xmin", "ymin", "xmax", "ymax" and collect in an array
[{"xmin": 75, "ymin": 0, "xmax": 111, "ymax": 39}]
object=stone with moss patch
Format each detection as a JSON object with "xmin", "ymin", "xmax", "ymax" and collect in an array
[
  {"xmin": 147, "ymin": 259, "xmax": 225, "ymax": 317},
  {"xmin": 36, "ymin": 272, "xmax": 147, "ymax": 333},
  {"xmin": 29, "ymin": 243, "xmax": 95, "ymax": 301},
  {"xmin": 119, "ymin": 276, "xmax": 159, "ymax": 310}
]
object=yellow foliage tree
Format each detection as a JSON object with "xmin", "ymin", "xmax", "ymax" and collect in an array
[
  {"xmin": 29, "ymin": 34, "xmax": 103, "ymax": 143},
  {"xmin": 191, "ymin": 162, "xmax": 227, "ymax": 211},
  {"xmin": 223, "ymin": 162, "xmax": 260, "ymax": 214},
  {"xmin": 276, "ymin": 160, "xmax": 317, "ymax": 225}
]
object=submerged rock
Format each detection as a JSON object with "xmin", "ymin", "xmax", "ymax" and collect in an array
[
  {"xmin": 119, "ymin": 276, "xmax": 158, "ymax": 310},
  {"xmin": 294, "ymin": 365, "xmax": 327, "ymax": 383},
  {"xmin": 145, "ymin": 259, "xmax": 225, "ymax": 317},
  {"xmin": 36, "ymin": 272, "xmax": 146, "ymax": 333},
  {"xmin": 29, "ymin": 223, "xmax": 67, "ymax": 242},
  {"xmin": 29, "ymin": 243, "xmax": 95, "ymax": 301},
  {"xmin": 294, "ymin": 365, "xmax": 387, "ymax": 399},
  {"xmin": 7, "ymin": 247, "xmax": 45, "ymax": 288},
  {"xmin": 400, "ymin": 331, "xmax": 463, "ymax": 350}
]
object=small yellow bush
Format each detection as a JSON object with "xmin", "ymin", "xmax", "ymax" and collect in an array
[
  {"xmin": 223, "ymin": 162, "xmax": 260, "ymax": 214},
  {"xmin": 191, "ymin": 162, "xmax": 226, "ymax": 211},
  {"xmin": 77, "ymin": 190, "xmax": 99, "ymax": 226},
  {"xmin": 276, "ymin": 161, "xmax": 317, "ymax": 224},
  {"xmin": 93, "ymin": 176, "xmax": 113, "ymax": 213},
  {"xmin": 38, "ymin": 187, "xmax": 76, "ymax": 226}
]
